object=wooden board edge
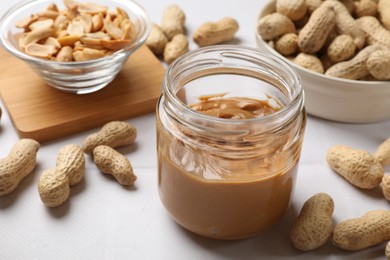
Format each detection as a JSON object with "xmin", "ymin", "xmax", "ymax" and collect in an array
[{"xmin": 14, "ymin": 97, "xmax": 158, "ymax": 142}]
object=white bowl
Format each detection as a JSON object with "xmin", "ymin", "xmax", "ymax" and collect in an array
[{"xmin": 256, "ymin": 1, "xmax": 390, "ymax": 123}]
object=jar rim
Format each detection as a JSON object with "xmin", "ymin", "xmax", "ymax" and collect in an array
[{"xmin": 163, "ymin": 45, "xmax": 304, "ymax": 130}]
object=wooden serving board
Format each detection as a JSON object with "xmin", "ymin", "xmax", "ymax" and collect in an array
[{"xmin": 0, "ymin": 46, "xmax": 165, "ymax": 142}]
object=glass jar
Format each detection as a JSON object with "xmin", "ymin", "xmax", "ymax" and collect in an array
[{"xmin": 156, "ymin": 45, "xmax": 306, "ymax": 240}]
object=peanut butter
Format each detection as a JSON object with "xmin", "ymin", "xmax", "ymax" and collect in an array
[
  {"xmin": 158, "ymin": 150, "xmax": 297, "ymax": 239},
  {"xmin": 158, "ymin": 95, "xmax": 303, "ymax": 239},
  {"xmin": 189, "ymin": 94, "xmax": 280, "ymax": 119}
]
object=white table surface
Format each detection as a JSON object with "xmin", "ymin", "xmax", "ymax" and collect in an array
[{"xmin": 1, "ymin": 0, "xmax": 390, "ymax": 259}]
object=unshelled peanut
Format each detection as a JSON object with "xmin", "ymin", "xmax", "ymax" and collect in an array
[
  {"xmin": 93, "ymin": 145, "xmax": 136, "ymax": 185},
  {"xmin": 375, "ymin": 137, "xmax": 390, "ymax": 166},
  {"xmin": 293, "ymin": 53, "xmax": 324, "ymax": 73},
  {"xmin": 146, "ymin": 23, "xmax": 168, "ymax": 55},
  {"xmin": 355, "ymin": 0, "xmax": 378, "ymax": 18},
  {"xmin": 326, "ymin": 144, "xmax": 384, "ymax": 189},
  {"xmin": 357, "ymin": 16, "xmax": 390, "ymax": 49},
  {"xmin": 366, "ymin": 50, "xmax": 390, "ymax": 80},
  {"xmin": 38, "ymin": 144, "xmax": 85, "ymax": 207},
  {"xmin": 276, "ymin": 0, "xmax": 307, "ymax": 21},
  {"xmin": 163, "ymin": 34, "xmax": 189, "ymax": 64},
  {"xmin": 327, "ymin": 34, "xmax": 356, "ymax": 63},
  {"xmin": 298, "ymin": 3, "xmax": 336, "ymax": 53},
  {"xmin": 290, "ymin": 193, "xmax": 334, "ymax": 251},
  {"xmin": 193, "ymin": 17, "xmax": 239, "ymax": 47},
  {"xmin": 38, "ymin": 169, "xmax": 70, "ymax": 207},
  {"xmin": 325, "ymin": 45, "xmax": 382, "ymax": 80},
  {"xmin": 386, "ymin": 240, "xmax": 390, "ymax": 259},
  {"xmin": 160, "ymin": 5, "xmax": 185, "ymax": 40},
  {"xmin": 57, "ymin": 144, "xmax": 85, "ymax": 186},
  {"xmin": 333, "ymin": 210, "xmax": 390, "ymax": 251},
  {"xmin": 378, "ymin": 0, "xmax": 390, "ymax": 30},
  {"xmin": 257, "ymin": 13, "xmax": 296, "ymax": 40},
  {"xmin": 82, "ymin": 121, "xmax": 137, "ymax": 155},
  {"xmin": 322, "ymin": 1, "xmax": 365, "ymax": 49},
  {"xmin": 275, "ymin": 33, "xmax": 298, "ymax": 56},
  {"xmin": 0, "ymin": 139, "xmax": 40, "ymax": 196}
]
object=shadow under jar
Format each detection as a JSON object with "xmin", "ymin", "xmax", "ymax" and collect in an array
[{"xmin": 156, "ymin": 45, "xmax": 306, "ymax": 240}]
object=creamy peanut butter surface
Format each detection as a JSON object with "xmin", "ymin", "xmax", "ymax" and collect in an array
[{"xmin": 189, "ymin": 94, "xmax": 280, "ymax": 119}]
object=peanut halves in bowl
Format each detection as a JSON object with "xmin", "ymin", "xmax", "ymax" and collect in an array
[{"xmin": 15, "ymin": 0, "xmax": 136, "ymax": 61}]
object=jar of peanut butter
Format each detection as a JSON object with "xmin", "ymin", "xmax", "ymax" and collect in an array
[{"xmin": 156, "ymin": 45, "xmax": 306, "ymax": 240}]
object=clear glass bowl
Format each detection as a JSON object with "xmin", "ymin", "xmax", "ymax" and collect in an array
[{"xmin": 0, "ymin": 0, "xmax": 150, "ymax": 94}]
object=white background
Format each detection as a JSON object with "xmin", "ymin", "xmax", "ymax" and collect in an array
[{"xmin": 1, "ymin": 0, "xmax": 390, "ymax": 259}]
